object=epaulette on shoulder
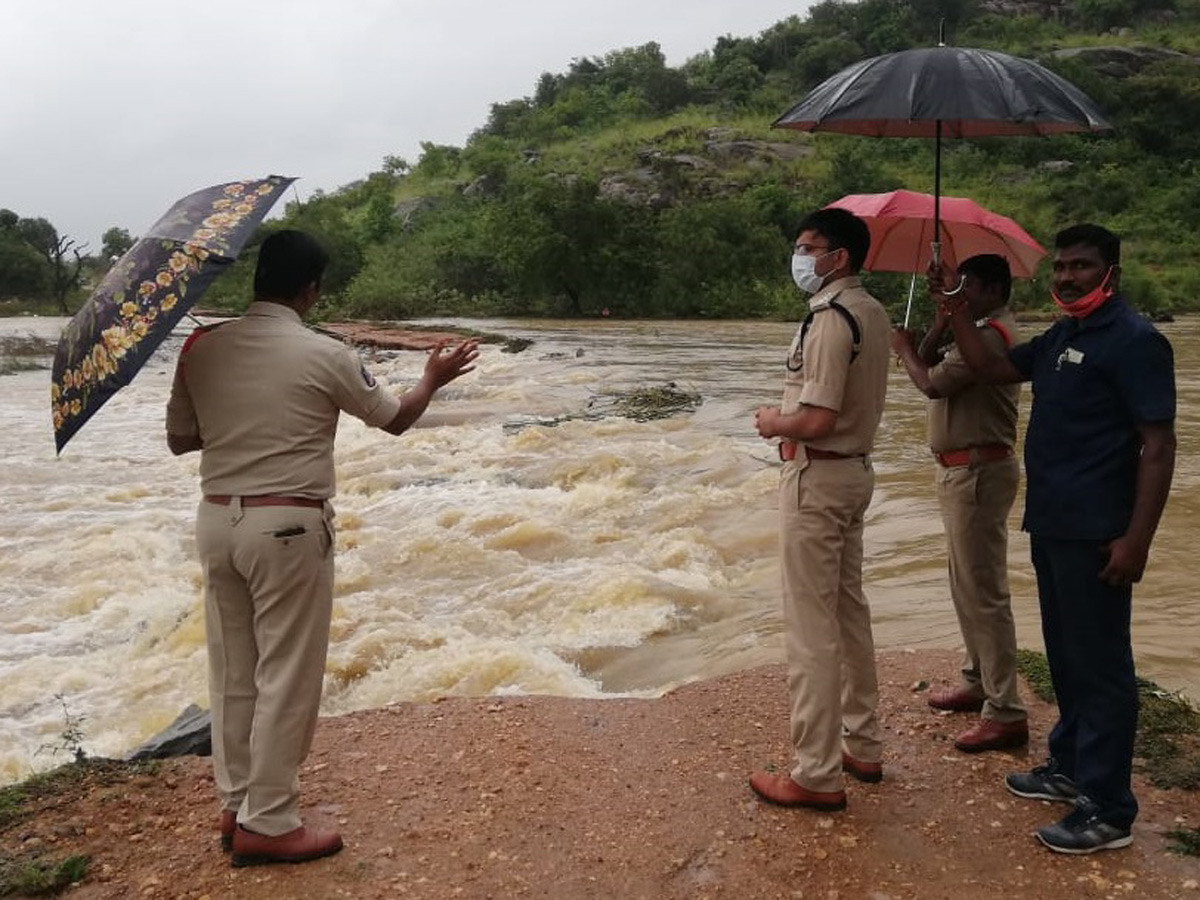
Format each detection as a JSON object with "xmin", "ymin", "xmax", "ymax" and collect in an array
[
  {"xmin": 983, "ymin": 318, "xmax": 1014, "ymax": 349},
  {"xmin": 181, "ymin": 319, "xmax": 231, "ymax": 355},
  {"xmin": 800, "ymin": 294, "xmax": 862, "ymax": 363}
]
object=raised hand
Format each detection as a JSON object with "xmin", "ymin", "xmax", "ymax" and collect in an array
[
  {"xmin": 925, "ymin": 259, "xmax": 960, "ymax": 297},
  {"xmin": 424, "ymin": 339, "xmax": 480, "ymax": 388}
]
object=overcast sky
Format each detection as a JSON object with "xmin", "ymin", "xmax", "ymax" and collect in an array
[{"xmin": 0, "ymin": 0, "xmax": 814, "ymax": 250}]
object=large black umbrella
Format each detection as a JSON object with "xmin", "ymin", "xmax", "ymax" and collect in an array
[
  {"xmin": 773, "ymin": 44, "xmax": 1112, "ymax": 264},
  {"xmin": 51, "ymin": 176, "xmax": 294, "ymax": 453}
]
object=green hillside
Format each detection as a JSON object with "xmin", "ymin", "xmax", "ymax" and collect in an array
[{"xmin": 23, "ymin": 0, "xmax": 1200, "ymax": 322}]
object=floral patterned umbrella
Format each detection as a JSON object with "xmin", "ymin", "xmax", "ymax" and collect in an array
[{"xmin": 51, "ymin": 176, "xmax": 294, "ymax": 453}]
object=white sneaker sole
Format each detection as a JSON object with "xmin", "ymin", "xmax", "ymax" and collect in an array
[
  {"xmin": 1035, "ymin": 831, "xmax": 1133, "ymax": 854},
  {"xmin": 1005, "ymin": 779, "xmax": 1078, "ymax": 804}
]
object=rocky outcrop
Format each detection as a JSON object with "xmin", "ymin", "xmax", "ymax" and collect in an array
[
  {"xmin": 125, "ymin": 705, "xmax": 211, "ymax": 761},
  {"xmin": 978, "ymin": 0, "xmax": 1066, "ymax": 18},
  {"xmin": 1038, "ymin": 159, "xmax": 1075, "ymax": 175},
  {"xmin": 702, "ymin": 139, "xmax": 813, "ymax": 165},
  {"xmin": 393, "ymin": 197, "xmax": 442, "ymax": 232},
  {"xmin": 598, "ymin": 168, "xmax": 673, "ymax": 207},
  {"xmin": 978, "ymin": 0, "xmax": 1175, "ymax": 25},
  {"xmin": 541, "ymin": 172, "xmax": 580, "ymax": 188},
  {"xmin": 598, "ymin": 136, "xmax": 813, "ymax": 207},
  {"xmin": 1050, "ymin": 45, "xmax": 1198, "ymax": 79},
  {"xmin": 635, "ymin": 148, "xmax": 713, "ymax": 171},
  {"xmin": 462, "ymin": 173, "xmax": 502, "ymax": 199}
]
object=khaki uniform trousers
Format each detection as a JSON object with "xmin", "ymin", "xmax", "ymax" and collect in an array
[
  {"xmin": 780, "ymin": 455, "xmax": 883, "ymax": 792},
  {"xmin": 936, "ymin": 456, "xmax": 1026, "ymax": 723},
  {"xmin": 196, "ymin": 498, "xmax": 336, "ymax": 836}
]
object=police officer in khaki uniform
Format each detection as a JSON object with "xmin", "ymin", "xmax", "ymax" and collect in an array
[
  {"xmin": 166, "ymin": 230, "xmax": 478, "ymax": 866},
  {"xmin": 750, "ymin": 208, "xmax": 891, "ymax": 812},
  {"xmin": 891, "ymin": 254, "xmax": 1029, "ymax": 754}
]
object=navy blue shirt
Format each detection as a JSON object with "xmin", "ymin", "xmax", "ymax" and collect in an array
[{"xmin": 1009, "ymin": 296, "xmax": 1175, "ymax": 541}]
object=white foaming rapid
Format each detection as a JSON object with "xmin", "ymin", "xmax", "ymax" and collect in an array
[{"xmin": 3, "ymin": 315, "xmax": 1199, "ymax": 785}]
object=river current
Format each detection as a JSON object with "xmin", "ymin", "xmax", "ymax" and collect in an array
[{"xmin": 1, "ymin": 313, "xmax": 1197, "ymax": 783}]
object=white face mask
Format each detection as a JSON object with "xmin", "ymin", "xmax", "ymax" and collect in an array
[{"xmin": 792, "ymin": 250, "xmax": 836, "ymax": 294}]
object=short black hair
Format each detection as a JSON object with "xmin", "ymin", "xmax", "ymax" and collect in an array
[
  {"xmin": 1054, "ymin": 223, "xmax": 1120, "ymax": 267},
  {"xmin": 958, "ymin": 254, "xmax": 1012, "ymax": 301},
  {"xmin": 253, "ymin": 230, "xmax": 329, "ymax": 301},
  {"xmin": 795, "ymin": 208, "xmax": 872, "ymax": 271}
]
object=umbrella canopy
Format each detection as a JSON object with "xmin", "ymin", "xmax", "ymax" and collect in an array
[
  {"xmin": 774, "ymin": 45, "xmax": 1111, "ymax": 259},
  {"xmin": 773, "ymin": 45, "xmax": 1112, "ymax": 139},
  {"xmin": 51, "ymin": 176, "xmax": 294, "ymax": 453},
  {"xmin": 825, "ymin": 189, "xmax": 1047, "ymax": 278}
]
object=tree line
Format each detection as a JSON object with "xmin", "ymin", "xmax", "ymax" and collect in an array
[
  {"xmin": 0, "ymin": 214, "xmax": 134, "ymax": 313},
  {"xmin": 9, "ymin": 0, "xmax": 1200, "ymax": 322}
]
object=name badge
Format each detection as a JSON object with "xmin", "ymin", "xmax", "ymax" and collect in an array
[{"xmin": 1055, "ymin": 347, "xmax": 1085, "ymax": 371}]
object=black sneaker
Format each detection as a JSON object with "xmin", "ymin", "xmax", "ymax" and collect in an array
[
  {"xmin": 1035, "ymin": 799, "xmax": 1132, "ymax": 854},
  {"xmin": 1005, "ymin": 758, "xmax": 1079, "ymax": 803}
]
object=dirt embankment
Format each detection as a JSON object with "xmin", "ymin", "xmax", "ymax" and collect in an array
[{"xmin": 4, "ymin": 651, "xmax": 1199, "ymax": 900}]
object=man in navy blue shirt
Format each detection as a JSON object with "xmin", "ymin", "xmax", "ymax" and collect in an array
[{"xmin": 933, "ymin": 224, "xmax": 1176, "ymax": 854}]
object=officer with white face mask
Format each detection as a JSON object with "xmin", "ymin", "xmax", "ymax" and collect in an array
[
  {"xmin": 790, "ymin": 245, "xmax": 837, "ymax": 294},
  {"xmin": 750, "ymin": 207, "xmax": 892, "ymax": 813}
]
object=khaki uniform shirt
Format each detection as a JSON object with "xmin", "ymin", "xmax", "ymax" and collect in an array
[
  {"xmin": 166, "ymin": 301, "xmax": 402, "ymax": 499},
  {"xmin": 781, "ymin": 276, "xmax": 891, "ymax": 456},
  {"xmin": 926, "ymin": 307, "xmax": 1020, "ymax": 452}
]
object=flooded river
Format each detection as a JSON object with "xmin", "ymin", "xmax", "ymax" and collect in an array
[{"xmin": 1, "ymin": 313, "xmax": 1197, "ymax": 783}]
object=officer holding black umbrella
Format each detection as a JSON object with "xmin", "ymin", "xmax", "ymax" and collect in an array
[{"xmin": 933, "ymin": 224, "xmax": 1176, "ymax": 854}]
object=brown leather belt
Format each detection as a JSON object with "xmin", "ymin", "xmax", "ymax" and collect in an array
[
  {"xmin": 933, "ymin": 444, "xmax": 1013, "ymax": 468},
  {"xmin": 779, "ymin": 442, "xmax": 865, "ymax": 462},
  {"xmin": 204, "ymin": 494, "xmax": 325, "ymax": 508}
]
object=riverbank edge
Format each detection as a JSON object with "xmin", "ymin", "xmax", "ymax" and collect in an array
[{"xmin": 2, "ymin": 650, "xmax": 1199, "ymax": 900}]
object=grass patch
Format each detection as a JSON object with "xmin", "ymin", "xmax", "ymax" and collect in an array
[
  {"xmin": 1, "ymin": 759, "xmax": 160, "ymax": 895},
  {"xmin": 499, "ymin": 337, "xmax": 533, "ymax": 354},
  {"xmin": 502, "ymin": 382, "xmax": 703, "ymax": 433},
  {"xmin": 1136, "ymin": 680, "xmax": 1200, "ymax": 790},
  {"xmin": 0, "ymin": 854, "xmax": 88, "ymax": 897},
  {"xmin": 0, "ymin": 759, "xmax": 159, "ymax": 831},
  {"xmin": 1016, "ymin": 648, "xmax": 1200, "ymax": 790},
  {"xmin": 0, "ymin": 766, "xmax": 86, "ymax": 831},
  {"xmin": 1015, "ymin": 649, "xmax": 1056, "ymax": 703},
  {"xmin": 590, "ymin": 383, "xmax": 702, "ymax": 422},
  {"xmin": 1166, "ymin": 826, "xmax": 1200, "ymax": 857},
  {"xmin": 0, "ymin": 785, "xmax": 28, "ymax": 830}
]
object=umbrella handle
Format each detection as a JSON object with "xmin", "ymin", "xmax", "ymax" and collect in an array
[
  {"xmin": 902, "ymin": 272, "xmax": 917, "ymax": 329},
  {"xmin": 940, "ymin": 274, "xmax": 967, "ymax": 297},
  {"xmin": 930, "ymin": 240, "xmax": 941, "ymax": 270}
]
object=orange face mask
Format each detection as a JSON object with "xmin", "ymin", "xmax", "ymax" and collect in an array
[{"xmin": 1052, "ymin": 266, "xmax": 1116, "ymax": 319}]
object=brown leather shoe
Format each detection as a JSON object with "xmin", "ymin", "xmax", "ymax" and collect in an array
[
  {"xmin": 231, "ymin": 825, "xmax": 344, "ymax": 867},
  {"xmin": 927, "ymin": 686, "xmax": 985, "ymax": 713},
  {"xmin": 842, "ymin": 752, "xmax": 883, "ymax": 784},
  {"xmin": 954, "ymin": 718, "xmax": 1029, "ymax": 753},
  {"xmin": 749, "ymin": 771, "xmax": 847, "ymax": 811},
  {"xmin": 219, "ymin": 810, "xmax": 236, "ymax": 852}
]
